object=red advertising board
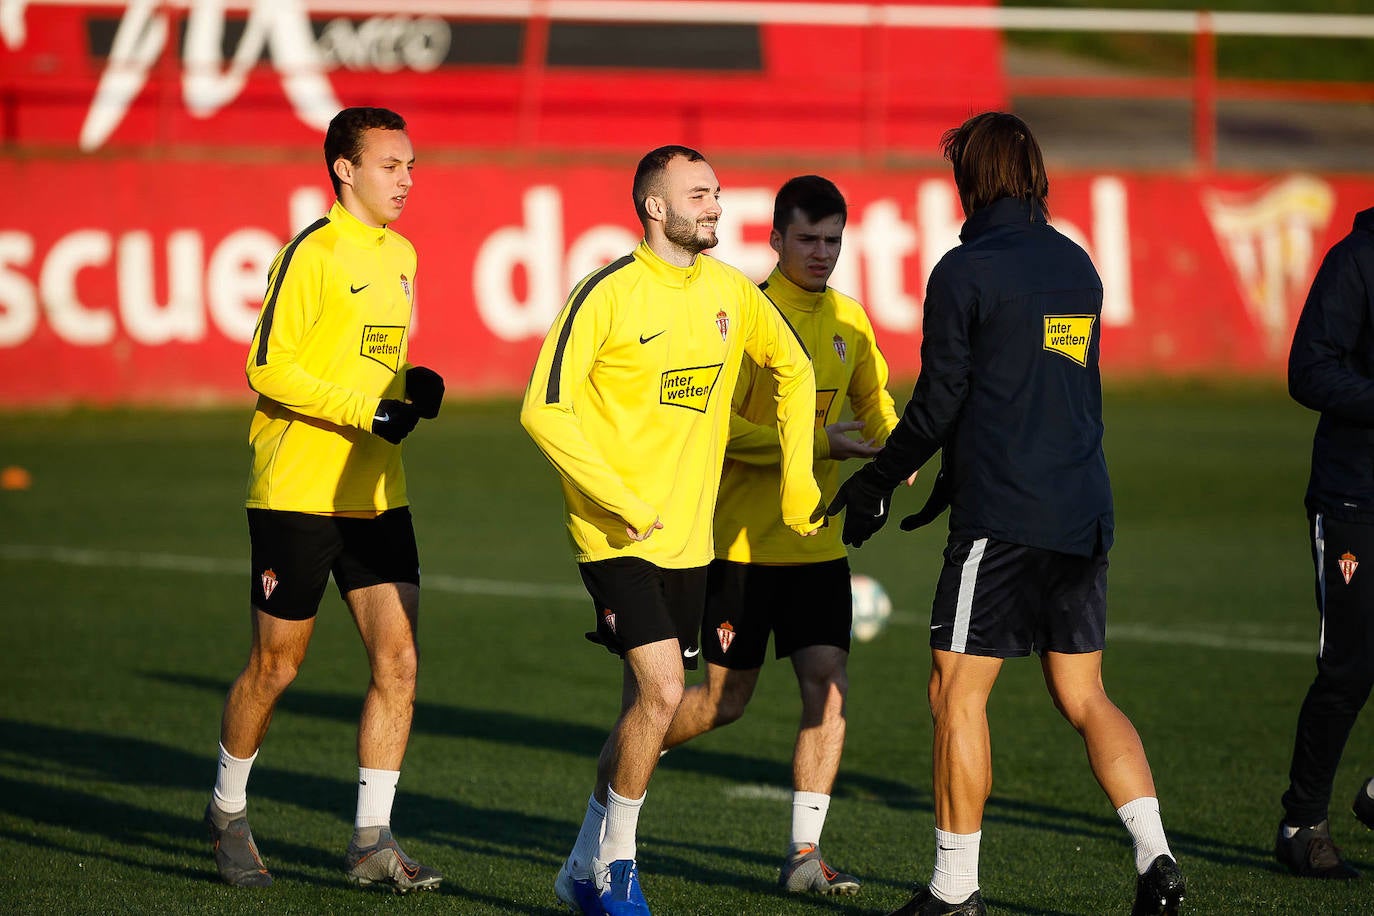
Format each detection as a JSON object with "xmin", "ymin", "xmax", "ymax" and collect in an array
[{"xmin": 1, "ymin": 158, "xmax": 1367, "ymax": 406}]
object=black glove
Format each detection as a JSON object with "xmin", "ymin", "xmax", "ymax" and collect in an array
[
  {"xmin": 826, "ymin": 463, "xmax": 895, "ymax": 548},
  {"xmin": 899, "ymin": 469, "xmax": 951, "ymax": 532},
  {"xmin": 406, "ymin": 366, "xmax": 445, "ymax": 419},
  {"xmin": 371, "ymin": 399, "xmax": 420, "ymax": 444}
]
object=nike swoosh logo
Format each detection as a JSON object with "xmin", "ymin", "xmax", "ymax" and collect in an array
[
  {"xmin": 639, "ymin": 330, "xmax": 666, "ymax": 344},
  {"xmin": 876, "ymin": 498, "xmax": 885, "ymax": 516},
  {"xmin": 931, "ymin": 624, "xmax": 943, "ymax": 630},
  {"xmin": 350, "ymin": 283, "xmax": 369, "ymax": 294},
  {"xmin": 683, "ymin": 646, "xmax": 700, "ymax": 658},
  {"xmin": 375, "ymin": 412, "xmax": 389, "ymax": 423}
]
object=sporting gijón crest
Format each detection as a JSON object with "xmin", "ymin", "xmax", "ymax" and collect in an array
[
  {"xmin": 261, "ymin": 568, "xmax": 279, "ymax": 601},
  {"xmin": 833, "ymin": 333, "xmax": 847, "ymax": 363},
  {"xmin": 1340, "ymin": 551, "xmax": 1358, "ymax": 585},
  {"xmin": 717, "ymin": 620, "xmax": 736, "ymax": 653},
  {"xmin": 716, "ymin": 309, "xmax": 729, "ymax": 340},
  {"xmin": 602, "ymin": 610, "xmax": 617, "ymax": 634}
]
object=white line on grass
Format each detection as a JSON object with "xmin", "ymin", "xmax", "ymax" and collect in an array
[
  {"xmin": 0, "ymin": 543, "xmax": 587, "ymax": 601},
  {"xmin": 4, "ymin": 543, "xmax": 1317, "ymax": 655}
]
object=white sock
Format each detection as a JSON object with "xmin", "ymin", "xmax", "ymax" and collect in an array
[
  {"xmin": 212, "ymin": 743, "xmax": 256, "ymax": 814},
  {"xmin": 1117, "ymin": 796, "xmax": 1173, "ymax": 874},
  {"xmin": 598, "ymin": 787, "xmax": 645, "ymax": 864},
  {"xmin": 568, "ymin": 794, "xmax": 607, "ymax": 879},
  {"xmin": 790, "ymin": 791, "xmax": 831, "ymax": 851},
  {"xmin": 355, "ymin": 767, "xmax": 400, "ymax": 830},
  {"xmin": 930, "ymin": 828, "xmax": 980, "ymax": 904},
  {"xmin": 1365, "ymin": 779, "xmax": 1374, "ymax": 801}
]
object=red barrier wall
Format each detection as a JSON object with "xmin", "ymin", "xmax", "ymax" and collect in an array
[{"xmin": 1, "ymin": 160, "xmax": 1366, "ymax": 406}]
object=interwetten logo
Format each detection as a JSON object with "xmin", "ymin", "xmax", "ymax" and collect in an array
[
  {"xmin": 816, "ymin": 389, "xmax": 838, "ymax": 428},
  {"xmin": 360, "ymin": 324, "xmax": 404, "ymax": 371},
  {"xmin": 660, "ymin": 364, "xmax": 723, "ymax": 412},
  {"xmin": 1043, "ymin": 315, "xmax": 1095, "ymax": 367}
]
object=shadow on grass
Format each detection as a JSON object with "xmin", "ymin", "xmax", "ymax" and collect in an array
[{"xmin": 147, "ymin": 672, "xmax": 1296, "ymax": 878}]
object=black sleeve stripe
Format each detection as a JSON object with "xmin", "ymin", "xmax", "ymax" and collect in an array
[
  {"xmin": 545, "ymin": 254, "xmax": 635, "ymax": 404},
  {"xmin": 758, "ymin": 286, "xmax": 810, "ymax": 360},
  {"xmin": 255, "ymin": 218, "xmax": 331, "ymax": 367}
]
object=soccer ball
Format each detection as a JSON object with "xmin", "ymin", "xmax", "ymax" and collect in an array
[{"xmin": 850, "ymin": 573, "xmax": 893, "ymax": 643}]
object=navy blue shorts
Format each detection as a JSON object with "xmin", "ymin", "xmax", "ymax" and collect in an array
[
  {"xmin": 929, "ymin": 538, "xmax": 1107, "ymax": 657},
  {"xmin": 247, "ymin": 507, "xmax": 419, "ymax": 621},
  {"xmin": 578, "ymin": 557, "xmax": 707, "ymax": 669},
  {"xmin": 702, "ymin": 558, "xmax": 852, "ymax": 669}
]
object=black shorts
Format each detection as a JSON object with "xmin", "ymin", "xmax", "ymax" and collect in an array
[
  {"xmin": 247, "ymin": 507, "xmax": 420, "ymax": 621},
  {"xmin": 929, "ymin": 537, "xmax": 1106, "ymax": 658},
  {"xmin": 702, "ymin": 558, "xmax": 852, "ymax": 669},
  {"xmin": 578, "ymin": 558, "xmax": 707, "ymax": 670}
]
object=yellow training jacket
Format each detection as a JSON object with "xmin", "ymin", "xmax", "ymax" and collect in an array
[
  {"xmin": 716, "ymin": 267, "xmax": 899, "ymax": 563},
  {"xmin": 521, "ymin": 241, "xmax": 822, "ymax": 568},
  {"xmin": 244, "ymin": 201, "xmax": 417, "ymax": 514}
]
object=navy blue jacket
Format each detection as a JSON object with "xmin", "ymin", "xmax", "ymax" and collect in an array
[
  {"xmin": 1289, "ymin": 207, "xmax": 1374, "ymax": 522},
  {"xmin": 870, "ymin": 196, "xmax": 1114, "ymax": 557}
]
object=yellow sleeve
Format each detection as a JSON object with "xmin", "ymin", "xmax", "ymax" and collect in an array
[
  {"xmin": 740, "ymin": 285, "xmax": 822, "ymax": 534},
  {"xmin": 245, "ymin": 243, "xmax": 380, "ymax": 431},
  {"xmin": 847, "ymin": 309, "xmax": 900, "ymax": 446},
  {"xmin": 519, "ymin": 273, "xmax": 659, "ymax": 534},
  {"xmin": 726, "ymin": 356, "xmax": 829, "ymax": 465}
]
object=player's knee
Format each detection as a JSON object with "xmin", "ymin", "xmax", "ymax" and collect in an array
[
  {"xmin": 371, "ymin": 644, "xmax": 419, "ymax": 692},
  {"xmin": 639, "ymin": 677, "xmax": 684, "ymax": 726},
  {"xmin": 247, "ymin": 650, "xmax": 303, "ymax": 694}
]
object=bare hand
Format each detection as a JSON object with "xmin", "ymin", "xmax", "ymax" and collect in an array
[
  {"xmin": 826, "ymin": 421, "xmax": 881, "ymax": 461},
  {"xmin": 627, "ymin": 518, "xmax": 664, "ymax": 542}
]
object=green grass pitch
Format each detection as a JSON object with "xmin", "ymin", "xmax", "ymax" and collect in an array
[{"xmin": 1, "ymin": 384, "xmax": 1371, "ymax": 914}]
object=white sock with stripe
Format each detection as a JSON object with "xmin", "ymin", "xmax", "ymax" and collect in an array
[
  {"xmin": 790, "ymin": 791, "xmax": 831, "ymax": 852},
  {"xmin": 930, "ymin": 828, "xmax": 980, "ymax": 904},
  {"xmin": 1117, "ymin": 796, "xmax": 1173, "ymax": 874},
  {"xmin": 598, "ymin": 787, "xmax": 644, "ymax": 864}
]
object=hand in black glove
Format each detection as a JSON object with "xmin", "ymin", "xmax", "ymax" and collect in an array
[
  {"xmin": 372, "ymin": 398, "xmax": 420, "ymax": 444},
  {"xmin": 826, "ymin": 463, "xmax": 895, "ymax": 548},
  {"xmin": 899, "ymin": 469, "xmax": 950, "ymax": 532},
  {"xmin": 405, "ymin": 366, "xmax": 445, "ymax": 419}
]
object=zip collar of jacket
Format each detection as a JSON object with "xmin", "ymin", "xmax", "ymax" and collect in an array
[
  {"xmin": 634, "ymin": 239, "xmax": 705, "ymax": 288},
  {"xmin": 1356, "ymin": 206, "xmax": 1374, "ymax": 234},
  {"xmin": 764, "ymin": 265, "xmax": 827, "ymax": 313},
  {"xmin": 959, "ymin": 197, "xmax": 1047, "ymax": 244},
  {"xmin": 329, "ymin": 199, "xmax": 391, "ymax": 247}
]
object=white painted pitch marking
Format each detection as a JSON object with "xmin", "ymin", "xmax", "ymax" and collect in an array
[{"xmin": 2, "ymin": 543, "xmax": 1319, "ymax": 655}]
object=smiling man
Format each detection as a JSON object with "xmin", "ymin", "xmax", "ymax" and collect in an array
[
  {"xmin": 523, "ymin": 146, "xmax": 823, "ymax": 916},
  {"xmin": 203, "ymin": 106, "xmax": 446, "ymax": 894}
]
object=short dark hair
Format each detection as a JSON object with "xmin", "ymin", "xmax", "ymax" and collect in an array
[
  {"xmin": 773, "ymin": 175, "xmax": 847, "ymax": 234},
  {"xmin": 324, "ymin": 107, "xmax": 408, "ymax": 197},
  {"xmin": 940, "ymin": 111, "xmax": 1049, "ymax": 218},
  {"xmin": 632, "ymin": 145, "xmax": 707, "ymax": 227}
]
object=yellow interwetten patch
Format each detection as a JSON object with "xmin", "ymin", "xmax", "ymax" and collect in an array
[
  {"xmin": 1043, "ymin": 315, "xmax": 1095, "ymax": 367},
  {"xmin": 360, "ymin": 325, "xmax": 405, "ymax": 371},
  {"xmin": 815, "ymin": 389, "xmax": 838, "ymax": 428},
  {"xmin": 660, "ymin": 364, "xmax": 723, "ymax": 412}
]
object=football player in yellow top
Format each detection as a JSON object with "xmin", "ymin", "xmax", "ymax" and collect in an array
[
  {"xmin": 660, "ymin": 175, "xmax": 901, "ymax": 897},
  {"xmin": 524, "ymin": 146, "xmax": 823, "ymax": 916},
  {"xmin": 203, "ymin": 107, "xmax": 444, "ymax": 895}
]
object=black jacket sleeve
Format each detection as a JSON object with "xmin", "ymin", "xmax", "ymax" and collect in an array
[{"xmin": 1289, "ymin": 241, "xmax": 1374, "ymax": 425}]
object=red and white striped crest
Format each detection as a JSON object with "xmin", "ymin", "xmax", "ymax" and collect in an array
[
  {"xmin": 833, "ymin": 333, "xmax": 847, "ymax": 363},
  {"xmin": 603, "ymin": 611, "xmax": 617, "ymax": 634},
  {"xmin": 261, "ymin": 568, "xmax": 279, "ymax": 600},
  {"xmin": 716, "ymin": 309, "xmax": 729, "ymax": 340},
  {"xmin": 1340, "ymin": 551, "xmax": 1358, "ymax": 585},
  {"xmin": 716, "ymin": 621, "xmax": 735, "ymax": 652}
]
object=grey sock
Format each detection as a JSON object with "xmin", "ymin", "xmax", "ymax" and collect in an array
[{"xmin": 206, "ymin": 799, "xmax": 244, "ymax": 830}]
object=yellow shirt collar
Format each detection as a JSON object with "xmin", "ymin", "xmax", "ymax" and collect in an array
[
  {"xmin": 764, "ymin": 265, "xmax": 827, "ymax": 312},
  {"xmin": 329, "ymin": 200, "xmax": 390, "ymax": 246},
  {"xmin": 634, "ymin": 239, "xmax": 705, "ymax": 288}
]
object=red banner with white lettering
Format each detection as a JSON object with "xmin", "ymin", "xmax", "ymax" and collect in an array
[{"xmin": 1, "ymin": 159, "xmax": 1367, "ymax": 406}]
